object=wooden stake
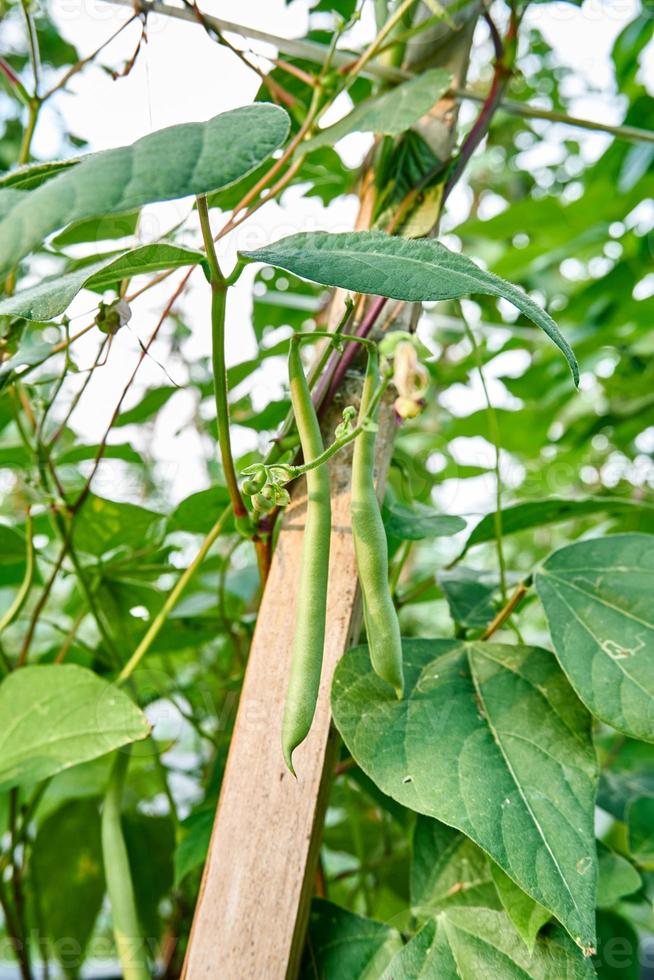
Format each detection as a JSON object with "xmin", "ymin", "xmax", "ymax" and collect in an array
[{"xmin": 183, "ymin": 382, "xmax": 395, "ymax": 979}]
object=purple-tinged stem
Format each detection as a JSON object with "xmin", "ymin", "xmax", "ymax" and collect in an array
[{"xmin": 316, "ymin": 295, "xmax": 388, "ymax": 415}]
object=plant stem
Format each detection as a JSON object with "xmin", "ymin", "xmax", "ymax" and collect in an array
[
  {"xmin": 389, "ymin": 540, "xmax": 412, "ymax": 597},
  {"xmin": 342, "ymin": 0, "xmax": 417, "ymax": 82},
  {"xmin": 196, "ymin": 197, "xmax": 247, "ymax": 523},
  {"xmin": 481, "ymin": 578, "xmax": 530, "ymax": 641},
  {"xmin": 459, "ymin": 306, "xmax": 507, "ymax": 601},
  {"xmin": 20, "ymin": 0, "xmax": 41, "ymax": 95},
  {"xmin": 117, "ymin": 505, "xmax": 231, "ymax": 684},
  {"xmin": 0, "ymin": 510, "xmax": 34, "ymax": 637},
  {"xmin": 0, "ymin": 877, "xmax": 30, "ymax": 980},
  {"xmin": 320, "ymin": 296, "xmax": 389, "ymax": 410},
  {"xmin": 102, "ymin": 750, "xmax": 150, "ymax": 980},
  {"xmin": 17, "ymin": 100, "xmax": 39, "ymax": 165},
  {"xmin": 8, "ymin": 790, "xmax": 31, "ymax": 980}
]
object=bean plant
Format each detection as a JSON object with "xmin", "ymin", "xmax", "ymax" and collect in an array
[{"xmin": 0, "ymin": 0, "xmax": 653, "ymax": 977}]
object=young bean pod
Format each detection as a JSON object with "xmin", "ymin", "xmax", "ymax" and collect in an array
[
  {"xmin": 282, "ymin": 337, "xmax": 332, "ymax": 773},
  {"xmin": 352, "ymin": 347, "xmax": 404, "ymax": 698}
]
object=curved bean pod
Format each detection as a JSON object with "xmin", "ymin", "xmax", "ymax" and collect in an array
[
  {"xmin": 282, "ymin": 338, "xmax": 332, "ymax": 773},
  {"xmin": 351, "ymin": 347, "xmax": 404, "ymax": 698}
]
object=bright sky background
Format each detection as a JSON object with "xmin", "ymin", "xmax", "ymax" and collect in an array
[{"xmin": 5, "ymin": 0, "xmax": 651, "ymax": 510}]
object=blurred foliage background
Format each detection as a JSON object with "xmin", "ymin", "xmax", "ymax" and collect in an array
[{"xmin": 0, "ymin": 0, "xmax": 653, "ymax": 976}]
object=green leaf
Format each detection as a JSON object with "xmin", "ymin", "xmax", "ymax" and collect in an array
[
  {"xmin": 114, "ymin": 385, "xmax": 179, "ymax": 428},
  {"xmin": 411, "ymin": 816, "xmax": 501, "ymax": 916},
  {"xmin": 626, "ymin": 796, "xmax": 654, "ymax": 868},
  {"xmin": 597, "ymin": 738, "xmax": 654, "ymax": 820},
  {"xmin": 73, "ymin": 494, "xmax": 166, "ymax": 558},
  {"xmin": 0, "ymin": 158, "xmax": 78, "ymax": 191},
  {"xmin": 380, "ymin": 910, "xmax": 596, "ymax": 979},
  {"xmin": 332, "ymin": 639, "xmax": 598, "ymax": 951},
  {"xmin": 174, "ymin": 806, "xmax": 214, "ymax": 885},
  {"xmin": 0, "ymin": 103, "xmax": 290, "ymax": 274},
  {"xmin": 241, "ymin": 231, "xmax": 579, "ymax": 384},
  {"xmin": 491, "ymin": 865, "xmax": 551, "ymax": 952},
  {"xmin": 383, "ymin": 502, "xmax": 466, "ymax": 541},
  {"xmin": 124, "ymin": 812, "xmax": 174, "ymax": 939},
  {"xmin": 51, "ymin": 209, "xmax": 141, "ymax": 247},
  {"xmin": 303, "ymin": 68, "xmax": 452, "ymax": 152},
  {"xmin": 300, "ymin": 899, "xmax": 403, "ymax": 979},
  {"xmin": 0, "ymin": 244, "xmax": 204, "ymax": 320},
  {"xmin": 438, "ymin": 568, "xmax": 497, "ymax": 629},
  {"xmin": 535, "ymin": 534, "xmax": 654, "ymax": 742},
  {"xmin": 0, "ymin": 665, "xmax": 149, "ymax": 791},
  {"xmin": 168, "ymin": 486, "xmax": 231, "ymax": 535},
  {"xmin": 459, "ymin": 498, "xmax": 654, "ymax": 557},
  {"xmin": 596, "ymin": 845, "xmax": 641, "ymax": 908},
  {"xmin": 31, "ymin": 799, "xmax": 104, "ymax": 978}
]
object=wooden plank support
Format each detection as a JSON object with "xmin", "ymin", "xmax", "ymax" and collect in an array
[
  {"xmin": 183, "ymin": 379, "xmax": 395, "ymax": 979},
  {"xmin": 184, "ymin": 5, "xmax": 479, "ymax": 976}
]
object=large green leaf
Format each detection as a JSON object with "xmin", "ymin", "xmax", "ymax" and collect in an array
[
  {"xmin": 0, "ymin": 665, "xmax": 149, "ymax": 791},
  {"xmin": 0, "ymin": 103, "xmax": 289, "ymax": 274},
  {"xmin": 458, "ymin": 498, "xmax": 654, "ymax": 558},
  {"xmin": 241, "ymin": 231, "xmax": 579, "ymax": 384},
  {"xmin": 303, "ymin": 68, "xmax": 452, "ymax": 152},
  {"xmin": 30, "ymin": 799, "xmax": 104, "ymax": 978},
  {"xmin": 300, "ymin": 899, "xmax": 402, "ymax": 979},
  {"xmin": 332, "ymin": 639, "xmax": 598, "ymax": 951},
  {"xmin": 380, "ymin": 910, "xmax": 596, "ymax": 979},
  {"xmin": 535, "ymin": 534, "xmax": 654, "ymax": 741},
  {"xmin": 0, "ymin": 244, "xmax": 204, "ymax": 320}
]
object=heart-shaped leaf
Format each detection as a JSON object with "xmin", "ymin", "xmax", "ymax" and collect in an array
[
  {"xmin": 535, "ymin": 534, "xmax": 654, "ymax": 741},
  {"xmin": 332, "ymin": 639, "xmax": 598, "ymax": 952},
  {"xmin": 0, "ymin": 103, "xmax": 289, "ymax": 274},
  {"xmin": 0, "ymin": 665, "xmax": 149, "ymax": 791},
  {"xmin": 241, "ymin": 231, "xmax": 578, "ymax": 384}
]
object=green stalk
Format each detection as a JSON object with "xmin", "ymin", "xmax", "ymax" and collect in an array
[
  {"xmin": 196, "ymin": 195, "xmax": 248, "ymax": 527},
  {"xmin": 102, "ymin": 750, "xmax": 150, "ymax": 980},
  {"xmin": 459, "ymin": 307, "xmax": 507, "ymax": 601},
  {"xmin": 117, "ymin": 505, "xmax": 231, "ymax": 684},
  {"xmin": 0, "ymin": 510, "xmax": 34, "ymax": 636}
]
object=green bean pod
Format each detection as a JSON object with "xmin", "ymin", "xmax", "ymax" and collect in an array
[
  {"xmin": 352, "ymin": 348, "xmax": 404, "ymax": 698},
  {"xmin": 282, "ymin": 339, "xmax": 332, "ymax": 773},
  {"xmin": 101, "ymin": 750, "xmax": 150, "ymax": 980}
]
